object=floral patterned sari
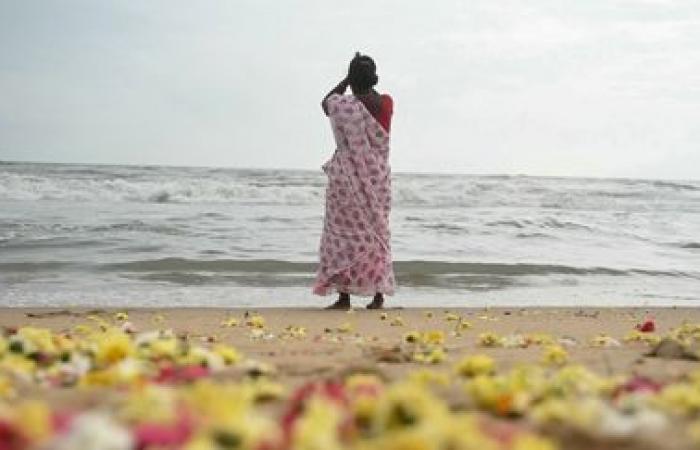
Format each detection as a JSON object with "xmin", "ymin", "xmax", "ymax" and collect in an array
[{"xmin": 313, "ymin": 94, "xmax": 396, "ymax": 297}]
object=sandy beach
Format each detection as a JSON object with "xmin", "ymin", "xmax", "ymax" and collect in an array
[
  {"xmin": 4, "ymin": 307, "xmax": 700, "ymax": 383},
  {"xmin": 2, "ymin": 306, "xmax": 700, "ymax": 449}
]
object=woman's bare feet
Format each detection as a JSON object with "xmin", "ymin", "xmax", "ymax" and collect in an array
[
  {"xmin": 366, "ymin": 293, "xmax": 384, "ymax": 309},
  {"xmin": 325, "ymin": 292, "xmax": 351, "ymax": 310}
]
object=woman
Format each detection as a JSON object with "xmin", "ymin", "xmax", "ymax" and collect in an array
[{"xmin": 313, "ymin": 52, "xmax": 396, "ymax": 310}]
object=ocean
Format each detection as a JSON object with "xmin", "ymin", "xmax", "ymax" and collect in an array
[{"xmin": 1, "ymin": 161, "xmax": 698, "ymax": 307}]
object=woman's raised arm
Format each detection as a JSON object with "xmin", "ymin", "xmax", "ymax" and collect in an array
[{"xmin": 321, "ymin": 78, "xmax": 349, "ymax": 116}]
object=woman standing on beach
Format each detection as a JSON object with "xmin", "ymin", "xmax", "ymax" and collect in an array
[{"xmin": 313, "ymin": 52, "xmax": 396, "ymax": 310}]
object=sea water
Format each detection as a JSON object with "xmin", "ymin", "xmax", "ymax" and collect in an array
[{"xmin": 1, "ymin": 161, "xmax": 698, "ymax": 307}]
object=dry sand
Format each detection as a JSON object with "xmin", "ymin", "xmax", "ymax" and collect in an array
[
  {"xmin": 2, "ymin": 306, "xmax": 700, "ymax": 449},
  {"xmin": 2, "ymin": 307, "xmax": 699, "ymax": 386}
]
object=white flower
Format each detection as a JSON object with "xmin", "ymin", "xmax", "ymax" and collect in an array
[
  {"xmin": 47, "ymin": 412, "xmax": 133, "ymax": 450},
  {"xmin": 598, "ymin": 405, "xmax": 667, "ymax": 438}
]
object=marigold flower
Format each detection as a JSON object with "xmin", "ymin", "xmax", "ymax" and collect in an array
[
  {"xmin": 512, "ymin": 434, "xmax": 560, "ymax": 450},
  {"xmin": 94, "ymin": 329, "xmax": 135, "ymax": 366},
  {"xmin": 541, "ymin": 345, "xmax": 568, "ymax": 366},
  {"xmin": 212, "ymin": 344, "xmax": 242, "ymax": 365},
  {"xmin": 403, "ymin": 331, "xmax": 421, "ymax": 344},
  {"xmin": 413, "ymin": 347, "xmax": 446, "ymax": 364},
  {"xmin": 478, "ymin": 332, "xmax": 504, "ymax": 348},
  {"xmin": 246, "ymin": 315, "xmax": 266, "ymax": 329},
  {"xmin": 221, "ymin": 317, "xmax": 239, "ymax": 328},
  {"xmin": 422, "ymin": 330, "xmax": 445, "ymax": 345},
  {"xmin": 337, "ymin": 322, "xmax": 353, "ymax": 333},
  {"xmin": 408, "ymin": 369, "xmax": 450, "ymax": 387},
  {"xmin": 454, "ymin": 355, "xmax": 496, "ymax": 378},
  {"xmin": 589, "ymin": 334, "xmax": 621, "ymax": 347}
]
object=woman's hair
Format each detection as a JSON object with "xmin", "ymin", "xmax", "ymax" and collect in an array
[{"xmin": 347, "ymin": 52, "xmax": 378, "ymax": 91}]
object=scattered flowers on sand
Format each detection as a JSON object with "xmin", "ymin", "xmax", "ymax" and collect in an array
[{"xmin": 3, "ymin": 312, "xmax": 700, "ymax": 449}]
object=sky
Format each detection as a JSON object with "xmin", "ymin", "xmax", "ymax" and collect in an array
[{"xmin": 1, "ymin": 0, "xmax": 699, "ymax": 180}]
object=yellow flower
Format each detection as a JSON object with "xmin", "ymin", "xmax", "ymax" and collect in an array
[
  {"xmin": 221, "ymin": 317, "xmax": 239, "ymax": 327},
  {"xmin": 292, "ymin": 397, "xmax": 344, "ymax": 450},
  {"xmin": 284, "ymin": 325, "xmax": 307, "ymax": 338},
  {"xmin": 0, "ymin": 375, "xmax": 15, "ymax": 399},
  {"xmin": 351, "ymin": 395, "xmax": 380, "ymax": 436},
  {"xmin": 444, "ymin": 313, "xmax": 460, "ymax": 322},
  {"xmin": 73, "ymin": 324, "xmax": 93, "ymax": 335},
  {"xmin": 178, "ymin": 346, "xmax": 223, "ymax": 370},
  {"xmin": 212, "ymin": 344, "xmax": 242, "ymax": 365},
  {"xmin": 183, "ymin": 434, "xmax": 217, "ymax": 450},
  {"xmin": 247, "ymin": 378, "xmax": 286, "ymax": 402},
  {"xmin": 0, "ymin": 353, "xmax": 36, "ymax": 376},
  {"xmin": 181, "ymin": 381, "xmax": 280, "ymax": 449},
  {"xmin": 94, "ymin": 328, "xmax": 135, "ymax": 366},
  {"xmin": 528, "ymin": 333, "xmax": 555, "ymax": 346},
  {"xmin": 15, "ymin": 326, "xmax": 58, "ymax": 354},
  {"xmin": 375, "ymin": 381, "xmax": 449, "ymax": 431},
  {"xmin": 404, "ymin": 330, "xmax": 446, "ymax": 345},
  {"xmin": 457, "ymin": 319, "xmax": 472, "ymax": 330},
  {"xmin": 454, "ymin": 355, "xmax": 495, "ymax": 378},
  {"xmin": 687, "ymin": 420, "xmax": 700, "ymax": 445},
  {"xmin": 478, "ymin": 332, "xmax": 504, "ymax": 347},
  {"xmin": 512, "ymin": 434, "xmax": 560, "ymax": 450},
  {"xmin": 414, "ymin": 347, "xmax": 446, "ymax": 364},
  {"xmin": 246, "ymin": 315, "xmax": 266, "ymax": 329},
  {"xmin": 404, "ymin": 331, "xmax": 421, "ymax": 344},
  {"xmin": 423, "ymin": 330, "xmax": 445, "ymax": 345},
  {"xmin": 337, "ymin": 322, "xmax": 353, "ymax": 333},
  {"xmin": 114, "ymin": 311, "xmax": 129, "ymax": 321},
  {"xmin": 655, "ymin": 383, "xmax": 700, "ymax": 417},
  {"xmin": 408, "ymin": 368, "xmax": 450, "ymax": 387},
  {"xmin": 530, "ymin": 397, "xmax": 602, "ymax": 431},
  {"xmin": 425, "ymin": 347, "xmax": 446, "ymax": 364},
  {"xmin": 54, "ymin": 333, "xmax": 76, "ymax": 353},
  {"xmin": 623, "ymin": 330, "xmax": 660, "ymax": 346},
  {"xmin": 589, "ymin": 334, "xmax": 621, "ymax": 347},
  {"xmin": 119, "ymin": 385, "xmax": 177, "ymax": 423},
  {"xmin": 546, "ymin": 365, "xmax": 606, "ymax": 397},
  {"xmin": 14, "ymin": 400, "xmax": 53, "ymax": 443},
  {"xmin": 346, "ymin": 373, "xmax": 384, "ymax": 392},
  {"xmin": 541, "ymin": 345, "xmax": 568, "ymax": 366},
  {"xmin": 148, "ymin": 337, "xmax": 180, "ymax": 359}
]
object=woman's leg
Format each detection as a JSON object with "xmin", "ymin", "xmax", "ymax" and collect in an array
[
  {"xmin": 366, "ymin": 293, "xmax": 384, "ymax": 309},
  {"xmin": 325, "ymin": 292, "xmax": 351, "ymax": 310}
]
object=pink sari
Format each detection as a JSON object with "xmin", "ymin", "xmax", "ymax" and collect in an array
[{"xmin": 313, "ymin": 94, "xmax": 396, "ymax": 297}]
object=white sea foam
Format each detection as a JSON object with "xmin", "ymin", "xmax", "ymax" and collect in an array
[
  {"xmin": 1, "ymin": 162, "xmax": 699, "ymax": 306},
  {"xmin": 1, "ymin": 162, "xmax": 698, "ymax": 209}
]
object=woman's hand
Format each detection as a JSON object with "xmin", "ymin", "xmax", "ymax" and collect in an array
[{"xmin": 321, "ymin": 77, "xmax": 350, "ymax": 116}]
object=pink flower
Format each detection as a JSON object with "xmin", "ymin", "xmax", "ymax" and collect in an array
[
  {"xmin": 613, "ymin": 375, "xmax": 662, "ymax": 399},
  {"xmin": 636, "ymin": 317, "xmax": 655, "ymax": 333},
  {"xmin": 153, "ymin": 364, "xmax": 210, "ymax": 384},
  {"xmin": 133, "ymin": 412, "xmax": 193, "ymax": 449}
]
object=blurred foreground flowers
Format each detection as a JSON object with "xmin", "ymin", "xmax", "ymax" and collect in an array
[{"xmin": 1, "ymin": 312, "xmax": 699, "ymax": 449}]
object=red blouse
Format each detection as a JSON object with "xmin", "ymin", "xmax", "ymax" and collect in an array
[{"xmin": 375, "ymin": 94, "xmax": 393, "ymax": 132}]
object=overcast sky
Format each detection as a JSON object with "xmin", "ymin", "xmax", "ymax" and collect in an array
[{"xmin": 1, "ymin": 1, "xmax": 699, "ymax": 179}]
